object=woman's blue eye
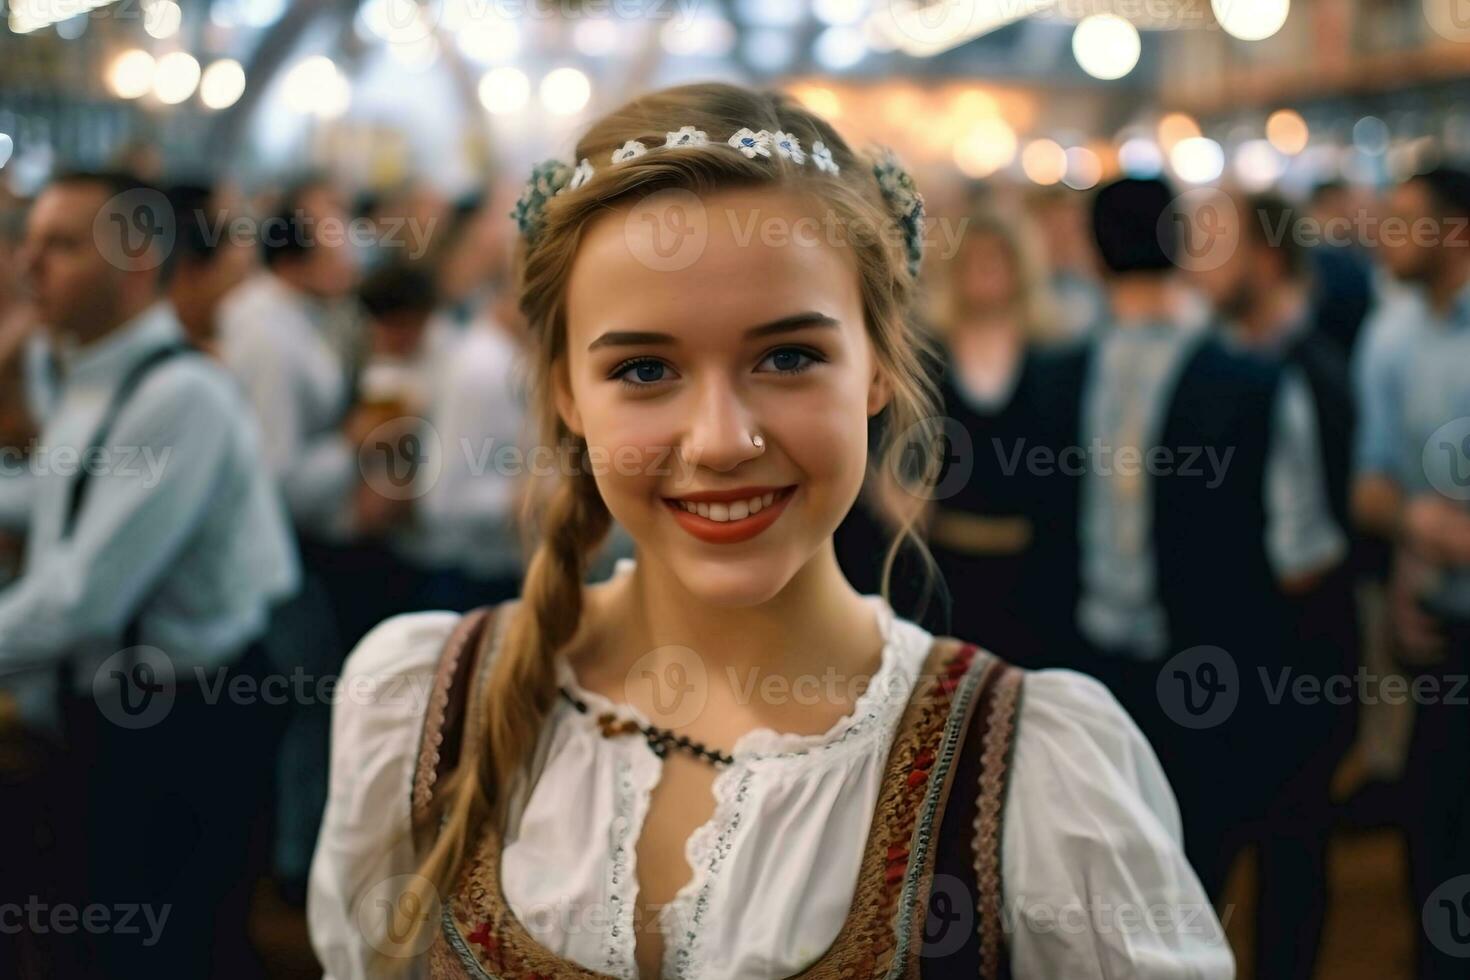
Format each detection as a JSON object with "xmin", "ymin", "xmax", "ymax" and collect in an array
[
  {"xmin": 759, "ymin": 347, "xmax": 820, "ymax": 375},
  {"xmin": 613, "ymin": 358, "xmax": 671, "ymax": 388},
  {"xmin": 611, "ymin": 347, "xmax": 821, "ymax": 389}
]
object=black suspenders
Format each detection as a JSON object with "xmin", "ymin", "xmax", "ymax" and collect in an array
[
  {"xmin": 55, "ymin": 342, "xmax": 195, "ymax": 694},
  {"xmin": 60, "ymin": 343, "xmax": 194, "ymax": 540}
]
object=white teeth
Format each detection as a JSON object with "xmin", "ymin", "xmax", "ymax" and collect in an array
[{"xmin": 674, "ymin": 489, "xmax": 787, "ymax": 522}]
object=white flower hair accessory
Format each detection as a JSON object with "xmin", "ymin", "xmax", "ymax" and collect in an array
[
  {"xmin": 728, "ymin": 128, "xmax": 773, "ymax": 158},
  {"xmin": 812, "ymin": 140, "xmax": 839, "ymax": 175},
  {"xmin": 772, "ymin": 130, "xmax": 805, "ymax": 164},
  {"xmin": 510, "ymin": 158, "xmax": 574, "ymax": 240},
  {"xmin": 611, "ymin": 140, "xmax": 647, "ymax": 164},
  {"xmin": 872, "ymin": 148, "xmax": 926, "ymax": 279},
  {"xmin": 665, "ymin": 126, "xmax": 708, "ymax": 148},
  {"xmin": 568, "ymin": 158, "xmax": 595, "ymax": 190},
  {"xmin": 511, "ymin": 125, "xmax": 846, "ymax": 245}
]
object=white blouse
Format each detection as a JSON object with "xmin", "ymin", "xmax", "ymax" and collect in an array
[{"xmin": 308, "ymin": 561, "xmax": 1234, "ymax": 980}]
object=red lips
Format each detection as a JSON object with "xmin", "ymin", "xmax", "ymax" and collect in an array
[{"xmin": 663, "ymin": 485, "xmax": 797, "ymax": 544}]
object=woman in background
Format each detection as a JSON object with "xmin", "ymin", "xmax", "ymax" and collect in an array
[{"xmin": 924, "ymin": 202, "xmax": 1060, "ymax": 666}]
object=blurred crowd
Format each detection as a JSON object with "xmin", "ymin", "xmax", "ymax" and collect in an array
[{"xmin": 0, "ymin": 151, "xmax": 1467, "ymax": 979}]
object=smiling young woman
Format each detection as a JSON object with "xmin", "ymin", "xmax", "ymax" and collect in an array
[{"xmin": 307, "ymin": 83, "xmax": 1233, "ymax": 980}]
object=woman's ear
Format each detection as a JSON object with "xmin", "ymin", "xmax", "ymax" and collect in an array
[
  {"xmin": 552, "ymin": 358, "xmax": 585, "ymax": 437},
  {"xmin": 866, "ymin": 366, "xmax": 894, "ymax": 418}
]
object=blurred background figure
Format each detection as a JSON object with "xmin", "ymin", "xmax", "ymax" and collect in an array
[
  {"xmin": 1193, "ymin": 189, "xmax": 1360, "ymax": 980},
  {"xmin": 0, "ymin": 201, "xmax": 34, "ymax": 563},
  {"xmin": 1352, "ymin": 167, "xmax": 1470, "ymax": 980},
  {"xmin": 0, "ymin": 170, "xmax": 296, "ymax": 977},
  {"xmin": 356, "ymin": 260, "xmax": 436, "ymax": 411},
  {"xmin": 387, "ymin": 193, "xmax": 532, "ymax": 611},
  {"xmin": 1024, "ymin": 185, "xmax": 1106, "ymax": 341},
  {"xmin": 1024, "ymin": 177, "xmax": 1346, "ymax": 937},
  {"xmin": 351, "ymin": 180, "xmax": 445, "ymax": 274},
  {"xmin": 214, "ymin": 176, "xmax": 374, "ymax": 904},
  {"xmin": 919, "ymin": 200, "xmax": 1057, "ymax": 665},
  {"xmin": 163, "ymin": 181, "xmax": 256, "ymax": 354},
  {"xmin": 1304, "ymin": 179, "xmax": 1376, "ymax": 358}
]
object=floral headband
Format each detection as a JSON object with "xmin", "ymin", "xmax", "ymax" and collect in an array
[{"xmin": 510, "ymin": 126, "xmax": 927, "ymax": 278}]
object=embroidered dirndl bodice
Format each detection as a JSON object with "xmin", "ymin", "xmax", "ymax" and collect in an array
[{"xmin": 411, "ymin": 604, "xmax": 1024, "ymax": 980}]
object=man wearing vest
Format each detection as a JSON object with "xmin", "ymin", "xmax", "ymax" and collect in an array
[
  {"xmin": 0, "ymin": 170, "xmax": 298, "ymax": 977},
  {"xmin": 1190, "ymin": 189, "xmax": 1360, "ymax": 980},
  {"xmin": 1023, "ymin": 178, "xmax": 1347, "ymax": 942}
]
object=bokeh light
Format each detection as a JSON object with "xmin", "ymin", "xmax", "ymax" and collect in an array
[
  {"xmin": 153, "ymin": 51, "xmax": 201, "ymax": 106},
  {"xmin": 1022, "ymin": 139, "xmax": 1068, "ymax": 185},
  {"xmin": 200, "ymin": 59, "xmax": 247, "ymax": 110},
  {"xmin": 107, "ymin": 49, "xmax": 156, "ymax": 100},
  {"xmin": 1072, "ymin": 15, "xmax": 1142, "ymax": 81},
  {"xmin": 1266, "ymin": 109, "xmax": 1309, "ymax": 154}
]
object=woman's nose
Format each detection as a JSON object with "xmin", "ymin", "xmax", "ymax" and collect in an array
[{"xmin": 679, "ymin": 382, "xmax": 763, "ymax": 474}]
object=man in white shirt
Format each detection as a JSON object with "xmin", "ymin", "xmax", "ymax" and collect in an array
[
  {"xmin": 355, "ymin": 257, "xmax": 529, "ymax": 611},
  {"xmin": 215, "ymin": 178, "xmax": 408, "ymax": 902},
  {"xmin": 0, "ymin": 170, "xmax": 298, "ymax": 977},
  {"xmin": 217, "ymin": 179, "xmax": 361, "ymax": 543}
]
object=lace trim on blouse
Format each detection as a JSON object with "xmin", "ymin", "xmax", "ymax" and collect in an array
[
  {"xmin": 546, "ymin": 590, "xmax": 922, "ymax": 978},
  {"xmin": 552, "ymin": 593, "xmax": 906, "ymax": 765}
]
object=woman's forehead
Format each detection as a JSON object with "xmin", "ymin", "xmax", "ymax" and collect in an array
[{"xmin": 564, "ymin": 186, "xmax": 862, "ymax": 350}]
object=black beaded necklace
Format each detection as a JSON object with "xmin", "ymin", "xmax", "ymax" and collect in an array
[{"xmin": 558, "ymin": 687, "xmax": 735, "ymax": 769}]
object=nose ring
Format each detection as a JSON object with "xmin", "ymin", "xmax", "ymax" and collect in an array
[{"xmin": 751, "ymin": 432, "xmax": 765, "ymax": 452}]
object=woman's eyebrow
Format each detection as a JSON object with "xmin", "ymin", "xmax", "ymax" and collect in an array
[{"xmin": 587, "ymin": 312, "xmax": 839, "ymax": 352}]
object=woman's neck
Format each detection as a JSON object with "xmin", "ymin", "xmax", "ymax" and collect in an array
[{"xmin": 574, "ymin": 544, "xmax": 885, "ymax": 728}]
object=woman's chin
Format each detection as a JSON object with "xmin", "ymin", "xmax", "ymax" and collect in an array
[{"xmin": 664, "ymin": 551, "xmax": 801, "ymax": 608}]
